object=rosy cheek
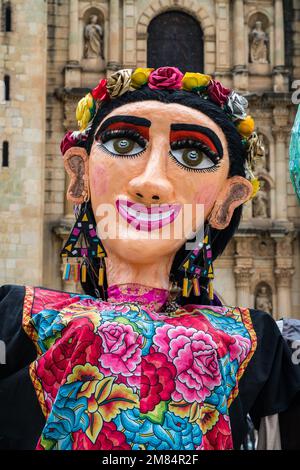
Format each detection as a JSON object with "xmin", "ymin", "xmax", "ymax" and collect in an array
[
  {"xmin": 91, "ymin": 165, "xmax": 108, "ymax": 197},
  {"xmin": 194, "ymin": 185, "xmax": 219, "ymax": 209}
]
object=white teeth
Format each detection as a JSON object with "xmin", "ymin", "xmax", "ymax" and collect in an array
[{"xmin": 125, "ymin": 205, "xmax": 173, "ymax": 222}]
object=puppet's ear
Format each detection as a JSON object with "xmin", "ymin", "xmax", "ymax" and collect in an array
[
  {"xmin": 63, "ymin": 146, "xmax": 90, "ymax": 204},
  {"xmin": 209, "ymin": 175, "xmax": 253, "ymax": 230}
]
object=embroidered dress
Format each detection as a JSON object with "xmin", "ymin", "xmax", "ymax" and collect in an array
[
  {"xmin": 1, "ymin": 284, "xmax": 300, "ymax": 450},
  {"xmin": 22, "ymin": 284, "xmax": 256, "ymax": 450}
]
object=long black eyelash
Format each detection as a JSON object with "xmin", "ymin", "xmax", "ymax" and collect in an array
[
  {"xmin": 96, "ymin": 142, "xmax": 147, "ymax": 159},
  {"xmin": 96, "ymin": 128, "xmax": 148, "ymax": 148},
  {"xmin": 170, "ymin": 139, "xmax": 221, "ymax": 164},
  {"xmin": 169, "ymin": 153, "xmax": 221, "ymax": 173}
]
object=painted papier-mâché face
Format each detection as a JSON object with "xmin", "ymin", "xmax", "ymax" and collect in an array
[{"xmin": 64, "ymin": 101, "xmax": 252, "ymax": 289}]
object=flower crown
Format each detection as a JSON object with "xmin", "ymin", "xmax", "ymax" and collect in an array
[{"xmin": 61, "ymin": 66, "xmax": 264, "ymax": 198}]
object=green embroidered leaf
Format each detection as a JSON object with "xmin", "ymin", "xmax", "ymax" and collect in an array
[{"xmin": 140, "ymin": 401, "xmax": 168, "ymax": 425}]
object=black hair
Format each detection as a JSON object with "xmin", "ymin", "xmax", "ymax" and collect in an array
[{"xmin": 81, "ymin": 87, "xmax": 247, "ymax": 305}]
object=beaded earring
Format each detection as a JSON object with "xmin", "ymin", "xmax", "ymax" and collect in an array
[{"xmin": 179, "ymin": 224, "xmax": 214, "ymax": 300}]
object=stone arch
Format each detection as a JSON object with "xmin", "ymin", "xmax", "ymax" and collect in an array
[{"xmin": 136, "ymin": 0, "xmax": 215, "ymax": 72}]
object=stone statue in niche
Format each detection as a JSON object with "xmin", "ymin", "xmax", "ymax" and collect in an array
[
  {"xmin": 249, "ymin": 21, "xmax": 269, "ymax": 64},
  {"xmin": 252, "ymin": 180, "xmax": 269, "ymax": 218},
  {"xmin": 255, "ymin": 285, "xmax": 273, "ymax": 314},
  {"xmin": 255, "ymin": 134, "xmax": 269, "ymax": 172},
  {"xmin": 84, "ymin": 14, "xmax": 104, "ymax": 59}
]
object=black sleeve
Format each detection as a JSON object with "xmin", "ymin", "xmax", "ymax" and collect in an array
[
  {"xmin": 230, "ymin": 309, "xmax": 300, "ymax": 449},
  {"xmin": 0, "ymin": 285, "xmax": 37, "ymax": 378},
  {"xmin": 0, "ymin": 285, "xmax": 45, "ymax": 449}
]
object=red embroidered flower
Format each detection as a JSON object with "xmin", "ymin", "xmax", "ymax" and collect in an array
[
  {"xmin": 72, "ymin": 422, "xmax": 130, "ymax": 450},
  {"xmin": 91, "ymin": 78, "xmax": 110, "ymax": 101},
  {"xmin": 202, "ymin": 414, "xmax": 233, "ymax": 450},
  {"xmin": 148, "ymin": 66, "xmax": 184, "ymax": 90},
  {"xmin": 36, "ymin": 318, "xmax": 102, "ymax": 399},
  {"xmin": 32, "ymin": 288, "xmax": 75, "ymax": 315},
  {"xmin": 207, "ymin": 80, "xmax": 231, "ymax": 107},
  {"xmin": 140, "ymin": 348, "xmax": 176, "ymax": 413}
]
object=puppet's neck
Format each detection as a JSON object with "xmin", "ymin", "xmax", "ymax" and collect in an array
[{"xmin": 104, "ymin": 250, "xmax": 173, "ymax": 292}]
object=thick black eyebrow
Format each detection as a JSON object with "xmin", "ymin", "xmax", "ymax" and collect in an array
[
  {"xmin": 98, "ymin": 115, "xmax": 152, "ymax": 133},
  {"xmin": 170, "ymin": 123, "xmax": 223, "ymax": 157}
]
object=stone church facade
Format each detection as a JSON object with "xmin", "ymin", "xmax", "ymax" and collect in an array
[{"xmin": 1, "ymin": 0, "xmax": 300, "ymax": 318}]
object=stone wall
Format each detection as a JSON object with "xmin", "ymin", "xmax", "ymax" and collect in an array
[{"xmin": 0, "ymin": 0, "xmax": 47, "ymax": 285}]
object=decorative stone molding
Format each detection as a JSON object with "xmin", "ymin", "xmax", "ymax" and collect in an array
[
  {"xmin": 274, "ymin": 267, "xmax": 295, "ymax": 287},
  {"xmin": 234, "ymin": 267, "xmax": 255, "ymax": 287}
]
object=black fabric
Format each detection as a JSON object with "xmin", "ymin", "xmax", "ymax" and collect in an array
[
  {"xmin": 0, "ymin": 285, "xmax": 45, "ymax": 449},
  {"xmin": 1, "ymin": 285, "xmax": 300, "ymax": 450},
  {"xmin": 229, "ymin": 309, "xmax": 300, "ymax": 449}
]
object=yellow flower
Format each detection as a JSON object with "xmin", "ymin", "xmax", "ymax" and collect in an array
[
  {"xmin": 76, "ymin": 93, "xmax": 94, "ymax": 131},
  {"xmin": 181, "ymin": 72, "xmax": 211, "ymax": 91},
  {"xmin": 236, "ymin": 115, "xmax": 255, "ymax": 138},
  {"xmin": 250, "ymin": 177, "xmax": 260, "ymax": 199},
  {"xmin": 131, "ymin": 68, "xmax": 154, "ymax": 88},
  {"xmin": 198, "ymin": 404, "xmax": 220, "ymax": 434}
]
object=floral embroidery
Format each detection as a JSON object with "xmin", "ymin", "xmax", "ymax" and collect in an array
[{"xmin": 23, "ymin": 287, "xmax": 257, "ymax": 450}]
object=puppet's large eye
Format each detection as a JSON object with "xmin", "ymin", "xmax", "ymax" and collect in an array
[
  {"xmin": 170, "ymin": 140, "xmax": 220, "ymax": 171},
  {"xmin": 98, "ymin": 129, "xmax": 147, "ymax": 157}
]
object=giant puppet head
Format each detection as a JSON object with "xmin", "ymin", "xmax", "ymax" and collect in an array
[{"xmin": 61, "ymin": 67, "xmax": 261, "ymax": 297}]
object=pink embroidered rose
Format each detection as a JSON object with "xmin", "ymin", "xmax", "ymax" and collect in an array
[
  {"xmin": 228, "ymin": 334, "xmax": 251, "ymax": 363},
  {"xmin": 140, "ymin": 348, "xmax": 176, "ymax": 413},
  {"xmin": 148, "ymin": 66, "xmax": 184, "ymax": 90},
  {"xmin": 207, "ymin": 80, "xmax": 231, "ymax": 107},
  {"xmin": 153, "ymin": 324, "xmax": 221, "ymax": 403},
  {"xmin": 98, "ymin": 321, "xmax": 141, "ymax": 377}
]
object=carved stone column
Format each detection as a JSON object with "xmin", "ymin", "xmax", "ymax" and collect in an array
[
  {"xmin": 69, "ymin": 0, "xmax": 79, "ymax": 64},
  {"xmin": 272, "ymin": 107, "xmax": 289, "ymax": 221},
  {"xmin": 215, "ymin": 0, "xmax": 230, "ymax": 76},
  {"xmin": 274, "ymin": 0, "xmax": 285, "ymax": 67},
  {"xmin": 65, "ymin": 0, "xmax": 81, "ymax": 87},
  {"xmin": 232, "ymin": 0, "xmax": 248, "ymax": 91},
  {"xmin": 272, "ymin": 233, "xmax": 295, "ymax": 318},
  {"xmin": 273, "ymin": 0, "xmax": 288, "ymax": 91},
  {"xmin": 234, "ymin": 235, "xmax": 255, "ymax": 307},
  {"xmin": 107, "ymin": 0, "xmax": 120, "ymax": 73}
]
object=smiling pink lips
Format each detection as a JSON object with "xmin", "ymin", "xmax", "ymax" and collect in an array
[{"xmin": 116, "ymin": 198, "xmax": 181, "ymax": 232}]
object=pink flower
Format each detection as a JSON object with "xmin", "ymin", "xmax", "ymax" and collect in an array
[
  {"xmin": 153, "ymin": 324, "xmax": 221, "ymax": 403},
  {"xmin": 98, "ymin": 321, "xmax": 141, "ymax": 377},
  {"xmin": 91, "ymin": 78, "xmax": 110, "ymax": 101},
  {"xmin": 207, "ymin": 80, "xmax": 231, "ymax": 107},
  {"xmin": 228, "ymin": 335, "xmax": 251, "ymax": 363},
  {"xmin": 148, "ymin": 67, "xmax": 184, "ymax": 90}
]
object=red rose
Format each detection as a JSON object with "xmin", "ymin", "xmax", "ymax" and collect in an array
[
  {"xmin": 148, "ymin": 66, "xmax": 184, "ymax": 90},
  {"xmin": 72, "ymin": 422, "xmax": 130, "ymax": 450},
  {"xmin": 91, "ymin": 78, "xmax": 110, "ymax": 101},
  {"xmin": 207, "ymin": 80, "xmax": 231, "ymax": 106},
  {"xmin": 140, "ymin": 348, "xmax": 176, "ymax": 413},
  {"xmin": 202, "ymin": 414, "xmax": 233, "ymax": 450},
  {"xmin": 36, "ymin": 318, "xmax": 102, "ymax": 399}
]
